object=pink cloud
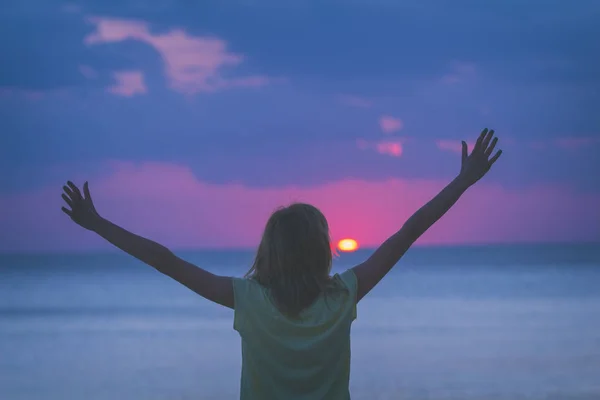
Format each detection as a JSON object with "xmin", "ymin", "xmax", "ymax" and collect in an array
[
  {"xmin": 375, "ymin": 141, "xmax": 403, "ymax": 157},
  {"xmin": 85, "ymin": 17, "xmax": 272, "ymax": 95},
  {"xmin": 339, "ymin": 95, "xmax": 372, "ymax": 108},
  {"xmin": 379, "ymin": 116, "xmax": 404, "ymax": 134},
  {"xmin": 356, "ymin": 139, "xmax": 404, "ymax": 157},
  {"xmin": 436, "ymin": 140, "xmax": 475, "ymax": 154},
  {"xmin": 1, "ymin": 161, "xmax": 599, "ymax": 253},
  {"xmin": 107, "ymin": 71, "xmax": 147, "ymax": 97}
]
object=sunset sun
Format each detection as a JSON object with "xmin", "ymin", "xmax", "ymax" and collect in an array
[{"xmin": 337, "ymin": 238, "xmax": 359, "ymax": 252}]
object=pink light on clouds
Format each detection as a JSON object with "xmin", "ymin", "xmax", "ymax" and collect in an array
[
  {"xmin": 375, "ymin": 141, "xmax": 403, "ymax": 157},
  {"xmin": 436, "ymin": 140, "xmax": 475, "ymax": 154},
  {"xmin": 356, "ymin": 139, "xmax": 404, "ymax": 157},
  {"xmin": 379, "ymin": 116, "xmax": 404, "ymax": 134},
  {"xmin": 1, "ymin": 161, "xmax": 599, "ymax": 252},
  {"xmin": 107, "ymin": 71, "xmax": 147, "ymax": 97},
  {"xmin": 85, "ymin": 17, "xmax": 272, "ymax": 94}
]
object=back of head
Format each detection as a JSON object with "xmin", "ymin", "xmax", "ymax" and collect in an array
[{"xmin": 246, "ymin": 203, "xmax": 333, "ymax": 316}]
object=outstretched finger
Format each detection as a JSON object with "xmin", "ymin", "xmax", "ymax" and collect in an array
[
  {"xmin": 83, "ymin": 181, "xmax": 92, "ymax": 201},
  {"xmin": 488, "ymin": 149, "xmax": 503, "ymax": 167},
  {"xmin": 473, "ymin": 128, "xmax": 488, "ymax": 153},
  {"xmin": 481, "ymin": 129, "xmax": 494, "ymax": 152},
  {"xmin": 485, "ymin": 137, "xmax": 498, "ymax": 157},
  {"xmin": 63, "ymin": 185, "xmax": 74, "ymax": 200},
  {"xmin": 461, "ymin": 141, "xmax": 468, "ymax": 163},
  {"xmin": 61, "ymin": 193, "xmax": 73, "ymax": 208},
  {"xmin": 61, "ymin": 207, "xmax": 72, "ymax": 217},
  {"xmin": 67, "ymin": 181, "xmax": 82, "ymax": 200}
]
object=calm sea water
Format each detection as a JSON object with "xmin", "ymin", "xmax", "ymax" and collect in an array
[{"xmin": 1, "ymin": 244, "xmax": 599, "ymax": 400}]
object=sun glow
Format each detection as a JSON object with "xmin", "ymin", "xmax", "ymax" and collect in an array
[{"xmin": 337, "ymin": 238, "xmax": 359, "ymax": 252}]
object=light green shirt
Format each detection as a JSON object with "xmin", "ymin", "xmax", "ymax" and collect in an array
[{"xmin": 232, "ymin": 269, "xmax": 358, "ymax": 400}]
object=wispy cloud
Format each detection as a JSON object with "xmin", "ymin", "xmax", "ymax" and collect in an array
[
  {"xmin": 107, "ymin": 71, "xmax": 147, "ymax": 97},
  {"xmin": 338, "ymin": 94, "xmax": 372, "ymax": 108},
  {"xmin": 378, "ymin": 115, "xmax": 403, "ymax": 134},
  {"xmin": 85, "ymin": 17, "xmax": 272, "ymax": 95},
  {"xmin": 435, "ymin": 140, "xmax": 475, "ymax": 154},
  {"xmin": 357, "ymin": 139, "xmax": 403, "ymax": 157},
  {"xmin": 375, "ymin": 141, "xmax": 403, "ymax": 157}
]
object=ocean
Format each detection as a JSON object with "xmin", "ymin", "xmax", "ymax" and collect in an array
[{"xmin": 1, "ymin": 244, "xmax": 599, "ymax": 400}]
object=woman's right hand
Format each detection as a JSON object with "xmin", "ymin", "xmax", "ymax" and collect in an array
[{"xmin": 61, "ymin": 181, "xmax": 102, "ymax": 231}]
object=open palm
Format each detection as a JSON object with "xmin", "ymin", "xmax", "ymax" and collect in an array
[
  {"xmin": 61, "ymin": 181, "xmax": 101, "ymax": 231},
  {"xmin": 460, "ymin": 128, "xmax": 502, "ymax": 186}
]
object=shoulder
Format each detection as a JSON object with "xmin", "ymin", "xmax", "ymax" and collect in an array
[
  {"xmin": 332, "ymin": 268, "xmax": 358, "ymax": 294},
  {"xmin": 232, "ymin": 277, "xmax": 266, "ymax": 303},
  {"xmin": 231, "ymin": 277, "xmax": 274, "ymax": 332},
  {"xmin": 330, "ymin": 269, "xmax": 358, "ymax": 320}
]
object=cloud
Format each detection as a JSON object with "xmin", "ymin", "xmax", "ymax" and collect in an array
[
  {"xmin": 375, "ymin": 141, "xmax": 403, "ymax": 157},
  {"xmin": 339, "ymin": 95, "xmax": 372, "ymax": 108},
  {"xmin": 436, "ymin": 140, "xmax": 475, "ymax": 154},
  {"xmin": 1, "ymin": 161, "xmax": 599, "ymax": 252},
  {"xmin": 357, "ymin": 139, "xmax": 403, "ymax": 157},
  {"xmin": 379, "ymin": 116, "xmax": 403, "ymax": 134},
  {"xmin": 107, "ymin": 71, "xmax": 147, "ymax": 97},
  {"xmin": 84, "ymin": 17, "xmax": 272, "ymax": 94}
]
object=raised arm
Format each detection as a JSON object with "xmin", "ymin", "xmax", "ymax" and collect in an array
[
  {"xmin": 352, "ymin": 128, "xmax": 502, "ymax": 301},
  {"xmin": 61, "ymin": 181, "xmax": 234, "ymax": 309}
]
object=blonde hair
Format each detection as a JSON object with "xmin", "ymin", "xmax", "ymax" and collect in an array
[{"xmin": 245, "ymin": 203, "xmax": 334, "ymax": 316}]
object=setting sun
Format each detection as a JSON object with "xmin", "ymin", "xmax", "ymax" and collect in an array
[{"xmin": 337, "ymin": 238, "xmax": 359, "ymax": 252}]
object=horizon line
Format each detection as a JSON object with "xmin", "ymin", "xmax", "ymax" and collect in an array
[{"xmin": 1, "ymin": 241, "xmax": 598, "ymax": 257}]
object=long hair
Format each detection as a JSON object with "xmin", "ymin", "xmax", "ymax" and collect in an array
[{"xmin": 245, "ymin": 203, "xmax": 333, "ymax": 316}]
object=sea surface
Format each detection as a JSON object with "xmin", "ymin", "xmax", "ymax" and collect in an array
[{"xmin": 1, "ymin": 244, "xmax": 600, "ymax": 400}]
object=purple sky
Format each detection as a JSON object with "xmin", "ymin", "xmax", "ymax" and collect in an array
[{"xmin": 1, "ymin": 1, "xmax": 599, "ymax": 252}]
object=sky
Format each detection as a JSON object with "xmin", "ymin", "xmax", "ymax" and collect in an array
[{"xmin": 1, "ymin": 0, "xmax": 599, "ymax": 252}]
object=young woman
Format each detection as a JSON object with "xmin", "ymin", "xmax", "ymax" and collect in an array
[{"xmin": 61, "ymin": 129, "xmax": 502, "ymax": 399}]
